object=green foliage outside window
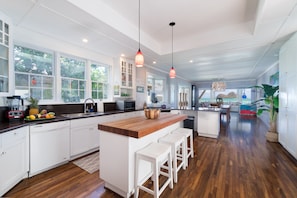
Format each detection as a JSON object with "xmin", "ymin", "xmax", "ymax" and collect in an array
[
  {"xmin": 14, "ymin": 45, "xmax": 111, "ymax": 103},
  {"xmin": 60, "ymin": 56, "xmax": 85, "ymax": 79},
  {"xmin": 14, "ymin": 46, "xmax": 53, "ymax": 75},
  {"xmin": 60, "ymin": 56, "xmax": 86, "ymax": 102},
  {"xmin": 14, "ymin": 45, "xmax": 54, "ymax": 100},
  {"xmin": 91, "ymin": 63, "xmax": 109, "ymax": 99}
]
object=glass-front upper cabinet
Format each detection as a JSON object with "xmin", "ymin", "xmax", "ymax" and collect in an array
[
  {"xmin": 0, "ymin": 13, "xmax": 12, "ymax": 95},
  {"xmin": 119, "ymin": 57, "xmax": 134, "ymax": 98},
  {"xmin": 121, "ymin": 58, "xmax": 133, "ymax": 88}
]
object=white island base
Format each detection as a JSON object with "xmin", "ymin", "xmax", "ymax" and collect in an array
[
  {"xmin": 99, "ymin": 122, "xmax": 182, "ymax": 197},
  {"xmin": 197, "ymin": 110, "xmax": 221, "ymax": 138}
]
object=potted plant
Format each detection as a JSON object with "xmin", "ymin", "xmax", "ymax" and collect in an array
[
  {"xmin": 253, "ymin": 84, "xmax": 279, "ymax": 142},
  {"xmin": 28, "ymin": 96, "xmax": 39, "ymax": 115}
]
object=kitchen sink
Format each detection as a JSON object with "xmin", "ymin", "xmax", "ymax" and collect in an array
[{"xmin": 61, "ymin": 112, "xmax": 104, "ymax": 118}]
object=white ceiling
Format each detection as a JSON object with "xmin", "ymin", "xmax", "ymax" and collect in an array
[{"xmin": 1, "ymin": 0, "xmax": 297, "ymax": 83}]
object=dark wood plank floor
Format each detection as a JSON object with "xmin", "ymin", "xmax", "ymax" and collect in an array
[{"xmin": 5, "ymin": 113, "xmax": 297, "ymax": 198}]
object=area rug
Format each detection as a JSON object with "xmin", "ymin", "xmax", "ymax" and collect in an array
[{"xmin": 73, "ymin": 151, "xmax": 99, "ymax": 174}]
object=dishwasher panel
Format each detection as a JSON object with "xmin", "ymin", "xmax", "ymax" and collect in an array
[{"xmin": 30, "ymin": 121, "xmax": 70, "ymax": 176}]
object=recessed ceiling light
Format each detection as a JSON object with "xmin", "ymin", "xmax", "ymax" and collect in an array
[
  {"xmin": 189, "ymin": 60, "xmax": 193, "ymax": 63},
  {"xmin": 82, "ymin": 38, "xmax": 88, "ymax": 43},
  {"xmin": 121, "ymin": 54, "xmax": 125, "ymax": 57},
  {"xmin": 153, "ymin": 61, "xmax": 156, "ymax": 64}
]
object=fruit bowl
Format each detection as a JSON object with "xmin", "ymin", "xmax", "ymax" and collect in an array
[
  {"xmin": 24, "ymin": 111, "xmax": 56, "ymax": 121},
  {"xmin": 144, "ymin": 109, "xmax": 160, "ymax": 119}
]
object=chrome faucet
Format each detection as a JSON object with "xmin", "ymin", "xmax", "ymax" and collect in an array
[{"xmin": 84, "ymin": 98, "xmax": 95, "ymax": 113}]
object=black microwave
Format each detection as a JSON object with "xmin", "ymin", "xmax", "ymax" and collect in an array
[{"xmin": 116, "ymin": 100, "xmax": 135, "ymax": 112}]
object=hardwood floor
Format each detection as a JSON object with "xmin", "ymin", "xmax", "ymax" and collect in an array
[{"xmin": 4, "ymin": 113, "xmax": 297, "ymax": 198}]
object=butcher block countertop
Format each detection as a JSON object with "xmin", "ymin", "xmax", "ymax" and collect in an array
[{"xmin": 98, "ymin": 113, "xmax": 187, "ymax": 138}]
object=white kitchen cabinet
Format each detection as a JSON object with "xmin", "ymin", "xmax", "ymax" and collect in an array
[
  {"xmin": 119, "ymin": 58, "xmax": 135, "ymax": 98},
  {"xmin": 0, "ymin": 126, "xmax": 29, "ymax": 196},
  {"xmin": 30, "ymin": 121, "xmax": 70, "ymax": 176},
  {"xmin": 279, "ymin": 33, "xmax": 297, "ymax": 159},
  {"xmin": 70, "ymin": 117, "xmax": 101, "ymax": 159},
  {"xmin": 197, "ymin": 110, "xmax": 220, "ymax": 138},
  {"xmin": 70, "ymin": 112, "xmax": 141, "ymax": 159},
  {"xmin": 0, "ymin": 12, "xmax": 13, "ymax": 95}
]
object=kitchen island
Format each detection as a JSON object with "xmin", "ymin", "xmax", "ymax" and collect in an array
[
  {"xmin": 98, "ymin": 113, "xmax": 187, "ymax": 197},
  {"xmin": 174, "ymin": 107, "xmax": 222, "ymax": 138},
  {"xmin": 197, "ymin": 108, "xmax": 221, "ymax": 138}
]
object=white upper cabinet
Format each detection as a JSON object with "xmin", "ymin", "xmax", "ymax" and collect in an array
[
  {"xmin": 119, "ymin": 58, "xmax": 135, "ymax": 98},
  {"xmin": 121, "ymin": 58, "xmax": 134, "ymax": 88},
  {"xmin": 0, "ymin": 12, "xmax": 13, "ymax": 96}
]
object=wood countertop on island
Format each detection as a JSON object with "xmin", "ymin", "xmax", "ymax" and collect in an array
[{"xmin": 98, "ymin": 113, "xmax": 187, "ymax": 138}]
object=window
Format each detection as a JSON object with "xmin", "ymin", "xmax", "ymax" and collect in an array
[
  {"xmin": 14, "ymin": 45, "xmax": 54, "ymax": 100},
  {"xmin": 178, "ymin": 86, "xmax": 190, "ymax": 108},
  {"xmin": 198, "ymin": 88, "xmax": 252, "ymax": 105},
  {"xmin": 147, "ymin": 73, "xmax": 166, "ymax": 104},
  {"xmin": 60, "ymin": 55, "xmax": 86, "ymax": 102},
  {"xmin": 91, "ymin": 63, "xmax": 110, "ymax": 99}
]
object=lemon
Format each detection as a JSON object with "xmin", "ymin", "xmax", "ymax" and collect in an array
[{"xmin": 29, "ymin": 115, "xmax": 36, "ymax": 120}]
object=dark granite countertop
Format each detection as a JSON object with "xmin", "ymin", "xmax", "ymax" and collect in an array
[
  {"xmin": 0, "ymin": 110, "xmax": 125, "ymax": 134},
  {"xmin": 172, "ymin": 107, "xmax": 222, "ymax": 112}
]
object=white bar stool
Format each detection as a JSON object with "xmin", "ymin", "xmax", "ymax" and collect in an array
[
  {"xmin": 134, "ymin": 142, "xmax": 173, "ymax": 198},
  {"xmin": 172, "ymin": 127, "xmax": 194, "ymax": 167},
  {"xmin": 158, "ymin": 133, "xmax": 187, "ymax": 183}
]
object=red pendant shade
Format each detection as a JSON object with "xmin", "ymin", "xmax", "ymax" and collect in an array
[
  {"xmin": 135, "ymin": 49, "xmax": 144, "ymax": 67},
  {"xmin": 169, "ymin": 66, "xmax": 176, "ymax": 78},
  {"xmin": 135, "ymin": 0, "xmax": 144, "ymax": 67}
]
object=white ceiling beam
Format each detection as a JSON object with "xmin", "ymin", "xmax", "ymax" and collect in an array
[{"xmin": 252, "ymin": 0, "xmax": 267, "ymax": 35}]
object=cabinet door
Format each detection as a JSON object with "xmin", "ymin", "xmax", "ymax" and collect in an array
[
  {"xmin": 0, "ymin": 13, "xmax": 12, "ymax": 95},
  {"xmin": 278, "ymin": 108, "xmax": 287, "ymax": 146},
  {"xmin": 70, "ymin": 117, "xmax": 100, "ymax": 157},
  {"xmin": 0, "ymin": 127, "xmax": 29, "ymax": 196},
  {"xmin": 70, "ymin": 126, "xmax": 91, "ymax": 156},
  {"xmin": 119, "ymin": 58, "xmax": 135, "ymax": 98},
  {"xmin": 89, "ymin": 126, "xmax": 100, "ymax": 149},
  {"xmin": 121, "ymin": 59, "xmax": 127, "ymax": 87}
]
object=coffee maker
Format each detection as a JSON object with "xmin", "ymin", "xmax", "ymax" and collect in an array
[{"xmin": 6, "ymin": 95, "xmax": 25, "ymax": 121}]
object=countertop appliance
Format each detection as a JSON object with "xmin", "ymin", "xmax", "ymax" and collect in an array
[
  {"xmin": 6, "ymin": 96, "xmax": 25, "ymax": 121},
  {"xmin": 116, "ymin": 100, "xmax": 135, "ymax": 112}
]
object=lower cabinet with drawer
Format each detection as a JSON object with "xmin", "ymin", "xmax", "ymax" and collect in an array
[
  {"xmin": 70, "ymin": 117, "xmax": 100, "ymax": 159},
  {"xmin": 0, "ymin": 126, "xmax": 29, "ymax": 197}
]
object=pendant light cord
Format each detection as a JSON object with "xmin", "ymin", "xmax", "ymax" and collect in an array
[
  {"xmin": 172, "ymin": 22, "xmax": 173, "ymax": 68},
  {"xmin": 138, "ymin": 0, "xmax": 141, "ymax": 49},
  {"xmin": 170, "ymin": 22, "xmax": 175, "ymax": 69}
]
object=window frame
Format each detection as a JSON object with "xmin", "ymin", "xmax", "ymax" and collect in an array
[
  {"xmin": 90, "ymin": 62, "xmax": 111, "ymax": 100},
  {"xmin": 14, "ymin": 44, "xmax": 55, "ymax": 102},
  {"xmin": 13, "ymin": 43, "xmax": 113, "ymax": 104},
  {"xmin": 59, "ymin": 54, "xmax": 87, "ymax": 103}
]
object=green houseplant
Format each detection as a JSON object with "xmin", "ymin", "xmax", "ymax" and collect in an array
[
  {"xmin": 28, "ymin": 96, "xmax": 39, "ymax": 115},
  {"xmin": 253, "ymin": 84, "xmax": 279, "ymax": 142}
]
